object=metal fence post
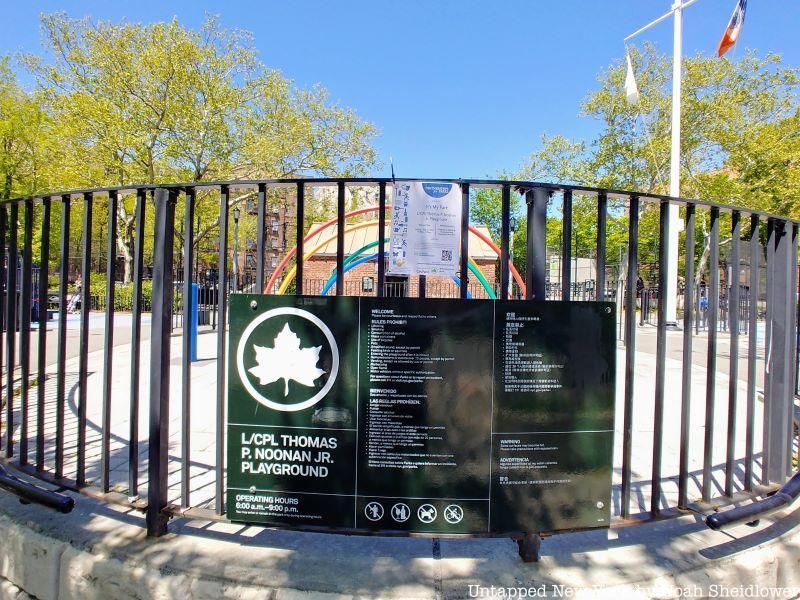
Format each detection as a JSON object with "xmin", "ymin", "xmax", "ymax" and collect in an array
[
  {"xmin": 500, "ymin": 184, "xmax": 511, "ymax": 299},
  {"xmin": 725, "ymin": 211, "xmax": 741, "ymax": 497},
  {"xmin": 762, "ymin": 219, "xmax": 775, "ymax": 484},
  {"xmin": 101, "ymin": 190, "xmax": 118, "ymax": 492},
  {"xmin": 377, "ymin": 182, "xmax": 386, "ymax": 296},
  {"xmin": 678, "ymin": 203, "xmax": 695, "ymax": 508},
  {"xmin": 215, "ymin": 185, "xmax": 230, "ymax": 514},
  {"xmin": 525, "ymin": 188, "xmax": 548, "ymax": 300},
  {"xmin": 790, "ymin": 225, "xmax": 798, "ymax": 469},
  {"xmin": 561, "ymin": 190, "xmax": 573, "ymax": 301},
  {"xmin": 744, "ymin": 214, "xmax": 759, "ymax": 491},
  {"xmin": 55, "ymin": 195, "xmax": 70, "ymax": 478},
  {"xmin": 129, "ymin": 189, "xmax": 146, "ymax": 496},
  {"xmin": 596, "ymin": 192, "xmax": 607, "ymax": 300},
  {"xmin": 459, "ymin": 182, "xmax": 470, "ymax": 299},
  {"xmin": 147, "ymin": 188, "xmax": 177, "ymax": 537},
  {"xmin": 295, "ymin": 182, "xmax": 305, "ymax": 295},
  {"xmin": 3, "ymin": 203, "xmax": 17, "ymax": 458},
  {"xmin": 19, "ymin": 199, "xmax": 34, "ymax": 465},
  {"xmin": 182, "ymin": 188, "xmax": 196, "ymax": 508},
  {"xmin": 76, "ymin": 192, "xmax": 93, "ymax": 486},
  {"xmin": 702, "ymin": 206, "xmax": 720, "ymax": 500},
  {"xmin": 651, "ymin": 199, "xmax": 670, "ymax": 515},
  {"xmin": 256, "ymin": 183, "xmax": 266, "ymax": 292},
  {"xmin": 0, "ymin": 207, "xmax": 5, "ymax": 447},
  {"xmin": 763, "ymin": 221, "xmax": 796, "ymax": 483},
  {"xmin": 336, "ymin": 182, "xmax": 346, "ymax": 297},
  {"xmin": 620, "ymin": 194, "xmax": 639, "ymax": 518},
  {"xmin": 36, "ymin": 197, "xmax": 51, "ymax": 471}
]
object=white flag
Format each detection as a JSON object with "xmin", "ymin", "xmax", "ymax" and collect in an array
[{"xmin": 625, "ymin": 52, "xmax": 640, "ymax": 105}]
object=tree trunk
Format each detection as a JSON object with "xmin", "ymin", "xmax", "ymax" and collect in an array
[
  {"xmin": 116, "ymin": 208, "xmax": 136, "ymax": 284},
  {"xmin": 694, "ymin": 236, "xmax": 731, "ymax": 287},
  {"xmin": 193, "ymin": 191, "xmax": 256, "ymax": 246}
]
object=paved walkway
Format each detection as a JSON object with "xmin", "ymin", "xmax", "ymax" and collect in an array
[
  {"xmin": 0, "ymin": 312, "xmax": 798, "ymax": 598},
  {"xmin": 0, "ymin": 314, "xmax": 779, "ymax": 514},
  {"xmin": 10, "ymin": 319, "xmax": 770, "ymax": 513}
]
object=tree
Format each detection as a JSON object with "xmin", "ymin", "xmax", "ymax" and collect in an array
[
  {"xmin": 0, "ymin": 58, "xmax": 52, "ymax": 199},
  {"xmin": 239, "ymin": 78, "xmax": 378, "ymax": 179},
  {"xmin": 517, "ymin": 46, "xmax": 800, "ymax": 283},
  {"xmin": 519, "ymin": 135, "xmax": 591, "ymax": 187},
  {"xmin": 25, "ymin": 14, "xmax": 379, "ymax": 282}
]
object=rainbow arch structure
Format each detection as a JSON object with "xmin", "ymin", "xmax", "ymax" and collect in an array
[
  {"xmin": 266, "ymin": 205, "xmax": 525, "ymax": 297},
  {"xmin": 319, "ymin": 239, "xmax": 497, "ymax": 298}
]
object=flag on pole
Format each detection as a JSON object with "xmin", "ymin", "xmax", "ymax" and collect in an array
[
  {"xmin": 624, "ymin": 51, "xmax": 640, "ymax": 105},
  {"xmin": 717, "ymin": 0, "xmax": 747, "ymax": 57}
]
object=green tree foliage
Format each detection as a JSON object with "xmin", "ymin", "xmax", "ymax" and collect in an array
[
  {"xmin": 521, "ymin": 45, "xmax": 800, "ymax": 204},
  {"xmin": 12, "ymin": 13, "xmax": 378, "ymax": 282},
  {"xmin": 27, "ymin": 14, "xmax": 379, "ymax": 186},
  {"xmin": 515, "ymin": 46, "xmax": 799, "ymax": 281},
  {"xmin": 520, "ymin": 135, "xmax": 591, "ymax": 187},
  {"xmin": 0, "ymin": 58, "xmax": 52, "ymax": 199}
]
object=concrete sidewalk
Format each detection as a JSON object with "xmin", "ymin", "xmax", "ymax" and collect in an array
[
  {"xmin": 12, "ymin": 321, "xmax": 767, "ymax": 516},
  {"xmin": 0, "ymin": 473, "xmax": 798, "ymax": 599},
  {"xmin": 0, "ymin": 319, "xmax": 780, "ymax": 514},
  {"xmin": 1, "ymin": 318, "xmax": 798, "ymax": 599}
]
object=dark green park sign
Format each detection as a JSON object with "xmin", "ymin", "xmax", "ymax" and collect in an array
[{"xmin": 227, "ymin": 294, "xmax": 615, "ymax": 535}]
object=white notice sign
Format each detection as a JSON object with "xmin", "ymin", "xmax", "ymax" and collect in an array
[{"xmin": 389, "ymin": 181, "xmax": 463, "ymax": 276}]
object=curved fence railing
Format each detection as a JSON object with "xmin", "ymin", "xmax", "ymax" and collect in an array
[{"xmin": 0, "ymin": 178, "xmax": 797, "ymax": 537}]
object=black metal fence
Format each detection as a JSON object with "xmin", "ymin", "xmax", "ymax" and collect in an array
[{"xmin": 0, "ymin": 179, "xmax": 797, "ymax": 537}]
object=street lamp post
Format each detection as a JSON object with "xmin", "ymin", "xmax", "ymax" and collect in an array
[
  {"xmin": 195, "ymin": 212, "xmax": 200, "ymax": 283},
  {"xmin": 233, "ymin": 206, "xmax": 240, "ymax": 293}
]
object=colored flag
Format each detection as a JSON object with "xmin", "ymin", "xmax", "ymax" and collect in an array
[
  {"xmin": 717, "ymin": 0, "xmax": 747, "ymax": 58},
  {"xmin": 624, "ymin": 51, "xmax": 640, "ymax": 105}
]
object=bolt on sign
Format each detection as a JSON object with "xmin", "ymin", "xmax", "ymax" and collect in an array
[{"xmin": 227, "ymin": 294, "xmax": 616, "ymax": 535}]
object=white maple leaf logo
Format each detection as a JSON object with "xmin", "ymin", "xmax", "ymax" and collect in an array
[{"xmin": 248, "ymin": 323, "xmax": 326, "ymax": 396}]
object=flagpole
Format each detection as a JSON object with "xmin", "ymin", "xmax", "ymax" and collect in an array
[
  {"xmin": 624, "ymin": 0, "xmax": 700, "ymax": 43},
  {"xmin": 625, "ymin": 0, "xmax": 700, "ymax": 327},
  {"xmin": 664, "ymin": 0, "xmax": 684, "ymax": 327}
]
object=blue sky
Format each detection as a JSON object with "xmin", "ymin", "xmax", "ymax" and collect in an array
[{"xmin": 1, "ymin": 1, "xmax": 797, "ymax": 180}]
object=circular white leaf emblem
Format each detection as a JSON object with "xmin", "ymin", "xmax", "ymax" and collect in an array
[{"xmin": 236, "ymin": 307, "xmax": 339, "ymax": 412}]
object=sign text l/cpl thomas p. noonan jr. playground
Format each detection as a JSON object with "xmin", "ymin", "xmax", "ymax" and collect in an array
[{"xmin": 227, "ymin": 294, "xmax": 615, "ymax": 535}]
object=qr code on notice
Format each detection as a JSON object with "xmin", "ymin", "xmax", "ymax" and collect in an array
[{"xmin": 441, "ymin": 249, "xmax": 452, "ymax": 262}]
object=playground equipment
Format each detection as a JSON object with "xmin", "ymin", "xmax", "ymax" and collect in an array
[{"xmin": 264, "ymin": 205, "xmax": 526, "ymax": 297}]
